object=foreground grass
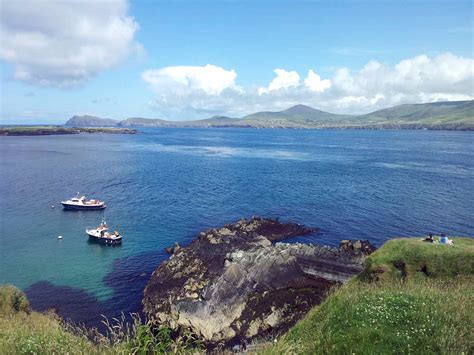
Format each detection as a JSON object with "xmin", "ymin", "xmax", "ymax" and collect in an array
[
  {"xmin": 0, "ymin": 310, "xmax": 101, "ymax": 354},
  {"xmin": 271, "ymin": 277, "xmax": 473, "ymax": 354},
  {"xmin": 0, "ymin": 285, "xmax": 99, "ymax": 354},
  {"xmin": 0, "ymin": 285, "xmax": 202, "ymax": 354},
  {"xmin": 261, "ymin": 237, "xmax": 474, "ymax": 355}
]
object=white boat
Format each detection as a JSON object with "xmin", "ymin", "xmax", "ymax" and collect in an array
[
  {"xmin": 86, "ymin": 219, "xmax": 122, "ymax": 245},
  {"xmin": 61, "ymin": 194, "xmax": 106, "ymax": 210}
]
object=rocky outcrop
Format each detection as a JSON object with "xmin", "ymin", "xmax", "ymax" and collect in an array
[
  {"xmin": 339, "ymin": 239, "xmax": 377, "ymax": 255},
  {"xmin": 143, "ymin": 217, "xmax": 374, "ymax": 347}
]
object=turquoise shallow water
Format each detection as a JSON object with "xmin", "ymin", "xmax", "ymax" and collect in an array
[{"xmin": 0, "ymin": 128, "xmax": 473, "ymax": 326}]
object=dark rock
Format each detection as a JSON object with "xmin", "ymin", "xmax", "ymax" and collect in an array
[
  {"xmin": 339, "ymin": 239, "xmax": 376, "ymax": 255},
  {"xmin": 165, "ymin": 242, "xmax": 182, "ymax": 255},
  {"xmin": 143, "ymin": 217, "xmax": 369, "ymax": 347}
]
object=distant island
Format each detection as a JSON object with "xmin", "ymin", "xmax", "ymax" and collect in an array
[
  {"xmin": 0, "ymin": 126, "xmax": 138, "ymax": 136},
  {"xmin": 66, "ymin": 100, "xmax": 474, "ymax": 131}
]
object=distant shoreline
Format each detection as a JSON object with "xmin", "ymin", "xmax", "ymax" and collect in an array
[
  {"xmin": 118, "ymin": 124, "xmax": 474, "ymax": 131},
  {"xmin": 1, "ymin": 124, "xmax": 473, "ymax": 136},
  {"xmin": 0, "ymin": 126, "xmax": 138, "ymax": 136},
  {"xmin": 60, "ymin": 100, "xmax": 474, "ymax": 132}
]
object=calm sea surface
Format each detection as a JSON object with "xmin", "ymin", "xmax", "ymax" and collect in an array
[{"xmin": 0, "ymin": 128, "xmax": 473, "ymax": 326}]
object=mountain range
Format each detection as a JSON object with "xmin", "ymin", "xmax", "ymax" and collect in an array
[{"xmin": 65, "ymin": 100, "xmax": 474, "ymax": 131}]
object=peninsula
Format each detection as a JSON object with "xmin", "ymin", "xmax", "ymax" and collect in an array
[{"xmin": 66, "ymin": 100, "xmax": 474, "ymax": 131}]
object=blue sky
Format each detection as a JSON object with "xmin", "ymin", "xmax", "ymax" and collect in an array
[{"xmin": 1, "ymin": 0, "xmax": 473, "ymax": 123}]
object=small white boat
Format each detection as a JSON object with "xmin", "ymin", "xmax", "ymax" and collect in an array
[
  {"xmin": 61, "ymin": 193, "xmax": 106, "ymax": 210},
  {"xmin": 86, "ymin": 219, "xmax": 122, "ymax": 245}
]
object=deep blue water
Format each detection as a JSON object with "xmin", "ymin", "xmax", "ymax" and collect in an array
[{"xmin": 0, "ymin": 128, "xmax": 473, "ymax": 327}]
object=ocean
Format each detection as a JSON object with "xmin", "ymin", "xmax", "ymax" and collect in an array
[{"xmin": 0, "ymin": 128, "xmax": 473, "ymax": 327}]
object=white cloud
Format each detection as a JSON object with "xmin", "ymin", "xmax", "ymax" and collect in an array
[
  {"xmin": 304, "ymin": 70, "xmax": 331, "ymax": 92},
  {"xmin": 258, "ymin": 69, "xmax": 300, "ymax": 94},
  {"xmin": 327, "ymin": 53, "xmax": 474, "ymax": 111},
  {"xmin": 143, "ymin": 53, "xmax": 474, "ymax": 119},
  {"xmin": 0, "ymin": 0, "xmax": 141, "ymax": 87},
  {"xmin": 142, "ymin": 64, "xmax": 239, "ymax": 96}
]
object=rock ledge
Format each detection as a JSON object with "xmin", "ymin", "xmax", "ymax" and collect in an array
[{"xmin": 143, "ymin": 217, "xmax": 374, "ymax": 346}]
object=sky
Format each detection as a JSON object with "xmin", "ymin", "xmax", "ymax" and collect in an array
[{"xmin": 0, "ymin": 0, "xmax": 473, "ymax": 124}]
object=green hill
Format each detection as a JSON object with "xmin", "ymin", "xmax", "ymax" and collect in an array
[
  {"xmin": 358, "ymin": 100, "xmax": 474, "ymax": 130},
  {"xmin": 362, "ymin": 100, "xmax": 474, "ymax": 122},
  {"xmin": 65, "ymin": 100, "xmax": 474, "ymax": 130},
  {"xmin": 119, "ymin": 117, "xmax": 171, "ymax": 127},
  {"xmin": 240, "ymin": 104, "xmax": 355, "ymax": 127},
  {"xmin": 261, "ymin": 237, "xmax": 474, "ymax": 354}
]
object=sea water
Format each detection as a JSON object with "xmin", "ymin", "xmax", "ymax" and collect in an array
[{"xmin": 0, "ymin": 128, "xmax": 473, "ymax": 326}]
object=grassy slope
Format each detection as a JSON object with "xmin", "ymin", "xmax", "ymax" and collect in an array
[
  {"xmin": 0, "ymin": 285, "xmax": 100, "ymax": 354},
  {"xmin": 235, "ymin": 101, "xmax": 474, "ymax": 129},
  {"xmin": 0, "ymin": 285, "xmax": 202, "ymax": 354},
  {"xmin": 361, "ymin": 237, "xmax": 474, "ymax": 280},
  {"xmin": 261, "ymin": 237, "xmax": 474, "ymax": 354},
  {"xmin": 362, "ymin": 101, "xmax": 474, "ymax": 123}
]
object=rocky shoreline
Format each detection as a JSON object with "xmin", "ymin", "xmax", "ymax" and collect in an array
[{"xmin": 143, "ymin": 217, "xmax": 375, "ymax": 348}]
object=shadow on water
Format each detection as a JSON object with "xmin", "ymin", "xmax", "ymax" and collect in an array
[
  {"xmin": 25, "ymin": 249, "xmax": 169, "ymax": 332},
  {"xmin": 24, "ymin": 226, "xmax": 328, "ymax": 333}
]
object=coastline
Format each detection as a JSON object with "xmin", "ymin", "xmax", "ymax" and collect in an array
[
  {"xmin": 120, "ymin": 124, "xmax": 474, "ymax": 131},
  {"xmin": 0, "ymin": 126, "xmax": 138, "ymax": 136},
  {"xmin": 1, "ymin": 219, "xmax": 472, "ymax": 353}
]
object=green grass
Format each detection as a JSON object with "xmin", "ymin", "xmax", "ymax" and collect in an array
[
  {"xmin": 0, "ymin": 126, "xmax": 61, "ymax": 132},
  {"xmin": 0, "ymin": 285, "xmax": 99, "ymax": 354},
  {"xmin": 277, "ymin": 277, "xmax": 473, "ymax": 354},
  {"xmin": 260, "ymin": 237, "xmax": 474, "ymax": 355},
  {"xmin": 361, "ymin": 237, "xmax": 474, "ymax": 281},
  {"xmin": 0, "ymin": 285, "xmax": 202, "ymax": 354}
]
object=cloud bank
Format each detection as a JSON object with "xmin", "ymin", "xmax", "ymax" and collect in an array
[
  {"xmin": 143, "ymin": 53, "xmax": 474, "ymax": 118},
  {"xmin": 0, "ymin": 0, "xmax": 141, "ymax": 87}
]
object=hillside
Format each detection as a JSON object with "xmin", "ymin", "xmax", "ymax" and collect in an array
[
  {"xmin": 241, "ymin": 104, "xmax": 356, "ymax": 127},
  {"xmin": 362, "ymin": 100, "xmax": 474, "ymax": 122},
  {"xmin": 119, "ymin": 117, "xmax": 171, "ymax": 127},
  {"xmin": 64, "ymin": 100, "xmax": 474, "ymax": 130},
  {"xmin": 261, "ymin": 237, "xmax": 474, "ymax": 354},
  {"xmin": 0, "ymin": 285, "xmax": 201, "ymax": 353}
]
